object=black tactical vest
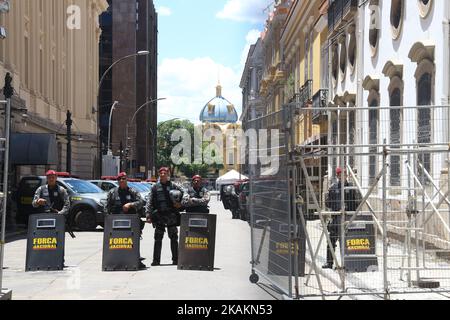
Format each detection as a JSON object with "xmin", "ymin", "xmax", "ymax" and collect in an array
[
  {"xmin": 186, "ymin": 186, "xmax": 209, "ymax": 213},
  {"xmin": 154, "ymin": 182, "xmax": 173, "ymax": 212},
  {"xmin": 187, "ymin": 186, "xmax": 205, "ymax": 199},
  {"xmin": 40, "ymin": 185, "xmax": 64, "ymax": 212},
  {"xmin": 111, "ymin": 187, "xmax": 137, "ymax": 215}
]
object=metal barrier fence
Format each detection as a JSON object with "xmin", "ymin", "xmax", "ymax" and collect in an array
[
  {"xmin": 248, "ymin": 104, "xmax": 450, "ymax": 300},
  {"xmin": 248, "ymin": 109, "xmax": 293, "ymax": 297}
]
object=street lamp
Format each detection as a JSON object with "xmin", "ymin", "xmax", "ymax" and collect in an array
[
  {"xmin": 107, "ymin": 101, "xmax": 119, "ymax": 155},
  {"xmin": 125, "ymin": 97, "xmax": 166, "ymax": 172},
  {"xmin": 96, "ymin": 50, "xmax": 150, "ymax": 178}
]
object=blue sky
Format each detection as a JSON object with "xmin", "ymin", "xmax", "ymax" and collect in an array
[{"xmin": 154, "ymin": 0, "xmax": 269, "ymax": 123}]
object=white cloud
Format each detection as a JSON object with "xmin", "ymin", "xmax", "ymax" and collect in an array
[
  {"xmin": 216, "ymin": 0, "xmax": 268, "ymax": 24},
  {"xmin": 240, "ymin": 29, "xmax": 261, "ymax": 67},
  {"xmin": 158, "ymin": 57, "xmax": 242, "ymax": 124},
  {"xmin": 158, "ymin": 6, "xmax": 172, "ymax": 17}
]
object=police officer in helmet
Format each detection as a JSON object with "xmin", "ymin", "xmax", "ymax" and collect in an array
[
  {"xmin": 32, "ymin": 170, "xmax": 70, "ymax": 216},
  {"xmin": 185, "ymin": 175, "xmax": 210, "ymax": 213},
  {"xmin": 106, "ymin": 172, "xmax": 146, "ymax": 269},
  {"xmin": 145, "ymin": 167, "xmax": 188, "ymax": 266}
]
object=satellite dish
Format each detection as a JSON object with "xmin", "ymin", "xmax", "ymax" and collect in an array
[{"xmin": 0, "ymin": 0, "xmax": 10, "ymax": 13}]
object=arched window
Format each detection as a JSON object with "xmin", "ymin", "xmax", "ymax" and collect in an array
[
  {"xmin": 369, "ymin": 3, "xmax": 380, "ymax": 56},
  {"xmin": 348, "ymin": 28, "xmax": 357, "ymax": 74},
  {"xmin": 417, "ymin": 72, "xmax": 432, "ymax": 179},
  {"xmin": 369, "ymin": 97, "xmax": 379, "ymax": 185},
  {"xmin": 339, "ymin": 38, "xmax": 347, "ymax": 79},
  {"xmin": 331, "ymin": 43, "xmax": 339, "ymax": 85},
  {"xmin": 390, "ymin": 88, "xmax": 402, "ymax": 187},
  {"xmin": 418, "ymin": 0, "xmax": 433, "ymax": 18},
  {"xmin": 390, "ymin": 0, "xmax": 404, "ymax": 40}
]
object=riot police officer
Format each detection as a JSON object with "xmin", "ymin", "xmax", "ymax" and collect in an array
[
  {"xmin": 185, "ymin": 175, "xmax": 210, "ymax": 213},
  {"xmin": 323, "ymin": 167, "xmax": 361, "ymax": 269},
  {"xmin": 32, "ymin": 170, "xmax": 71, "ymax": 265},
  {"xmin": 106, "ymin": 172, "xmax": 146, "ymax": 269},
  {"xmin": 229, "ymin": 183, "xmax": 241, "ymax": 219},
  {"xmin": 105, "ymin": 172, "xmax": 144, "ymax": 215},
  {"xmin": 32, "ymin": 170, "xmax": 70, "ymax": 216},
  {"xmin": 145, "ymin": 167, "xmax": 188, "ymax": 266}
]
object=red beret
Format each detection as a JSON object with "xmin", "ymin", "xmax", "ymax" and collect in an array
[
  {"xmin": 46, "ymin": 170, "xmax": 57, "ymax": 176},
  {"xmin": 336, "ymin": 167, "xmax": 342, "ymax": 174},
  {"xmin": 117, "ymin": 172, "xmax": 128, "ymax": 180},
  {"xmin": 159, "ymin": 167, "xmax": 170, "ymax": 174},
  {"xmin": 192, "ymin": 175, "xmax": 202, "ymax": 181}
]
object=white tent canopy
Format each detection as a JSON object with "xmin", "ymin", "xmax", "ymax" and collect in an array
[{"xmin": 216, "ymin": 170, "xmax": 248, "ymax": 187}]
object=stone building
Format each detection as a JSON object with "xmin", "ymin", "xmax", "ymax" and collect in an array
[
  {"xmin": 240, "ymin": 38, "xmax": 264, "ymax": 127},
  {"xmin": 0, "ymin": 0, "xmax": 108, "ymax": 182}
]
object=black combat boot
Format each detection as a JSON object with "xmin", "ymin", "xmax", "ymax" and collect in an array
[
  {"xmin": 171, "ymin": 239, "xmax": 178, "ymax": 265},
  {"xmin": 152, "ymin": 240, "xmax": 162, "ymax": 266}
]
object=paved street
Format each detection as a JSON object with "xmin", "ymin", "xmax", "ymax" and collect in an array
[{"xmin": 2, "ymin": 198, "xmax": 275, "ymax": 300}]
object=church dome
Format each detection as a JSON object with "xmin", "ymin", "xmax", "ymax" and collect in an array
[{"xmin": 200, "ymin": 85, "xmax": 238, "ymax": 123}]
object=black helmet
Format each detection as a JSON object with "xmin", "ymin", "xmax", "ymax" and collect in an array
[
  {"xmin": 169, "ymin": 189, "xmax": 182, "ymax": 203},
  {"xmin": 225, "ymin": 185, "xmax": 233, "ymax": 195}
]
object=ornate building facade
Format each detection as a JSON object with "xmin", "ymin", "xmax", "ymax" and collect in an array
[
  {"xmin": 199, "ymin": 84, "xmax": 241, "ymax": 178},
  {"xmin": 0, "ymin": 0, "xmax": 108, "ymax": 182}
]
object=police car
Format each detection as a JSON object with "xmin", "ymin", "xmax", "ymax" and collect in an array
[{"xmin": 15, "ymin": 174, "xmax": 107, "ymax": 231}]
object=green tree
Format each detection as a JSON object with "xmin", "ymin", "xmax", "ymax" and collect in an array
[{"xmin": 156, "ymin": 119, "xmax": 223, "ymax": 177}]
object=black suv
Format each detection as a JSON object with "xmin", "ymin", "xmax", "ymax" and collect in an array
[{"xmin": 15, "ymin": 176, "xmax": 107, "ymax": 231}]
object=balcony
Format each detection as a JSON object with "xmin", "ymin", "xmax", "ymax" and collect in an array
[
  {"xmin": 328, "ymin": 1, "xmax": 335, "ymax": 33},
  {"xmin": 335, "ymin": 0, "xmax": 342, "ymax": 28},
  {"xmin": 343, "ymin": 0, "xmax": 358, "ymax": 20},
  {"xmin": 328, "ymin": 0, "xmax": 358, "ymax": 34},
  {"xmin": 312, "ymin": 89, "xmax": 329, "ymax": 123},
  {"xmin": 299, "ymin": 80, "xmax": 313, "ymax": 108}
]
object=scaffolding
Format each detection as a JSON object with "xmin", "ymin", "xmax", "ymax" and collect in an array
[{"xmin": 248, "ymin": 104, "xmax": 450, "ymax": 300}]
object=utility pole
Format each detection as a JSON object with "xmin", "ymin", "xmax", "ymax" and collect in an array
[
  {"xmin": 0, "ymin": 2, "xmax": 13, "ymax": 300},
  {"xmin": 0, "ymin": 72, "xmax": 13, "ymax": 300},
  {"xmin": 65, "ymin": 110, "xmax": 72, "ymax": 173}
]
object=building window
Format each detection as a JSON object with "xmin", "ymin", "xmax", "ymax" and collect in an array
[
  {"xmin": 417, "ymin": 72, "xmax": 432, "ymax": 181},
  {"xmin": 208, "ymin": 104, "xmax": 215, "ymax": 115},
  {"xmin": 390, "ymin": 0, "xmax": 404, "ymax": 40},
  {"xmin": 24, "ymin": 36, "xmax": 29, "ymax": 88},
  {"xmin": 339, "ymin": 37, "xmax": 347, "ymax": 80},
  {"xmin": 348, "ymin": 28, "xmax": 357, "ymax": 75},
  {"xmin": 52, "ymin": 59, "xmax": 56, "ymax": 103},
  {"xmin": 369, "ymin": 97, "xmax": 379, "ymax": 186},
  {"xmin": 305, "ymin": 36, "xmax": 310, "ymax": 81},
  {"xmin": 369, "ymin": 3, "xmax": 380, "ymax": 56},
  {"xmin": 40, "ymin": 48, "xmax": 44, "ymax": 96},
  {"xmin": 390, "ymin": 87, "xmax": 402, "ymax": 187},
  {"xmin": 331, "ymin": 43, "xmax": 339, "ymax": 85},
  {"xmin": 418, "ymin": 0, "xmax": 433, "ymax": 18},
  {"xmin": 321, "ymin": 43, "xmax": 329, "ymax": 89}
]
